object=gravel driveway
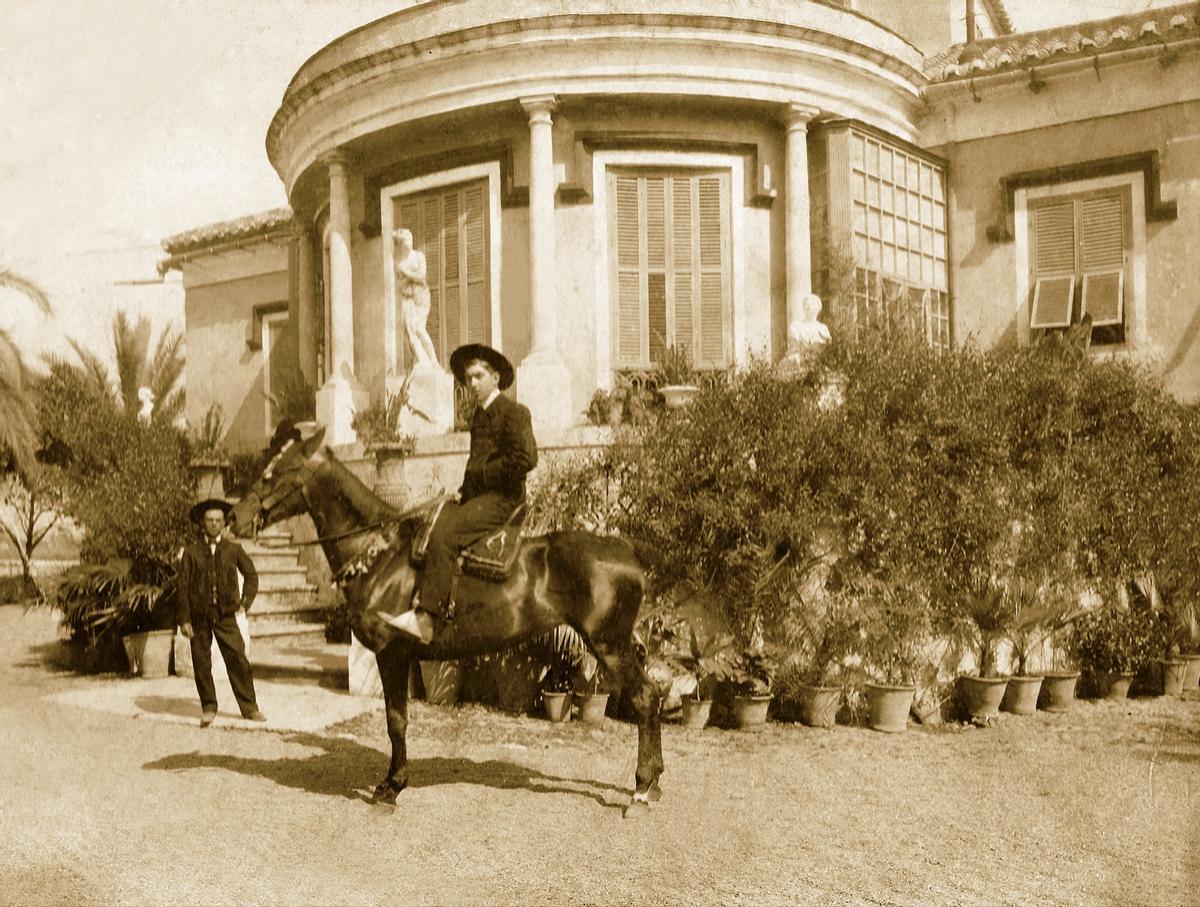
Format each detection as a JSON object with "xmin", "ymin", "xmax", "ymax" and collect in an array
[{"xmin": 2, "ymin": 604, "xmax": 1197, "ymax": 906}]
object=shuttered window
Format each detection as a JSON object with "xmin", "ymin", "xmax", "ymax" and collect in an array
[
  {"xmin": 610, "ymin": 169, "xmax": 731, "ymax": 370},
  {"xmin": 1029, "ymin": 189, "xmax": 1128, "ymax": 341},
  {"xmin": 262, "ymin": 311, "xmax": 294, "ymax": 432},
  {"xmin": 394, "ymin": 179, "xmax": 489, "ymax": 368}
]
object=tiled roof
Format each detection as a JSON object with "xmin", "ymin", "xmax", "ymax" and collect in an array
[
  {"xmin": 161, "ymin": 207, "xmax": 299, "ymax": 254},
  {"xmin": 926, "ymin": 2, "xmax": 1200, "ymax": 83}
]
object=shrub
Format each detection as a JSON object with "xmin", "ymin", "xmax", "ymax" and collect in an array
[{"xmin": 1070, "ymin": 600, "xmax": 1166, "ymax": 675}]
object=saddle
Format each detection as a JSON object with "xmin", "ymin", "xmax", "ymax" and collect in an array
[{"xmin": 412, "ymin": 500, "xmax": 527, "ymax": 582}]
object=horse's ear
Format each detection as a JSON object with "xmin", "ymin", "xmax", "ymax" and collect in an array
[{"xmin": 299, "ymin": 423, "xmax": 326, "ymax": 449}]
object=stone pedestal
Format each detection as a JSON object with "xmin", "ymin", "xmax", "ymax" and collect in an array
[
  {"xmin": 174, "ymin": 610, "xmax": 251, "ymax": 680},
  {"xmin": 516, "ymin": 349, "xmax": 573, "ymax": 430},
  {"xmin": 316, "ymin": 375, "xmax": 368, "ymax": 447},
  {"xmin": 391, "ymin": 365, "xmax": 454, "ymax": 436},
  {"xmin": 348, "ymin": 635, "xmax": 383, "ymax": 698}
]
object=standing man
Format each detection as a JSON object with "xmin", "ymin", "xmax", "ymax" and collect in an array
[
  {"xmin": 178, "ymin": 491, "xmax": 265, "ymax": 727},
  {"xmin": 382, "ymin": 343, "xmax": 537, "ymax": 643}
]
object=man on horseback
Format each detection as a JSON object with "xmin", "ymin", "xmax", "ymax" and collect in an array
[{"xmin": 380, "ymin": 343, "xmax": 538, "ymax": 643}]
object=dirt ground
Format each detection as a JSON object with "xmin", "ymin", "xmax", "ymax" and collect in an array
[{"xmin": 2, "ymin": 604, "xmax": 1198, "ymax": 907}]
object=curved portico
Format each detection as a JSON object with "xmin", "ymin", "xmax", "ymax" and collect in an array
[{"xmin": 269, "ymin": 0, "xmax": 926, "ymax": 437}]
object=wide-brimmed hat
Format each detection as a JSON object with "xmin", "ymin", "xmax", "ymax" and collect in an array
[
  {"xmin": 449, "ymin": 343, "xmax": 514, "ymax": 390},
  {"xmin": 189, "ymin": 470, "xmax": 233, "ymax": 524}
]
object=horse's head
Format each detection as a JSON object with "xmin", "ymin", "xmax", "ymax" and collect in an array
[{"xmin": 228, "ymin": 425, "xmax": 327, "ymax": 538}]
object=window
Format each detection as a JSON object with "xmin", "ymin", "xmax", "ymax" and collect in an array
[
  {"xmin": 847, "ymin": 130, "xmax": 950, "ymax": 349},
  {"xmin": 610, "ymin": 169, "xmax": 732, "ymax": 371},
  {"xmin": 1028, "ymin": 189, "xmax": 1128, "ymax": 345},
  {"xmin": 393, "ymin": 178, "xmax": 490, "ymax": 369},
  {"xmin": 261, "ymin": 310, "xmax": 294, "ymax": 432}
]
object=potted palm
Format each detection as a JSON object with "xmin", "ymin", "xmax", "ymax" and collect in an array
[
  {"xmin": 1036, "ymin": 596, "xmax": 1088, "ymax": 713},
  {"xmin": 188, "ymin": 403, "xmax": 229, "ymax": 488},
  {"xmin": 656, "ymin": 341, "xmax": 700, "ymax": 409},
  {"xmin": 999, "ymin": 577, "xmax": 1054, "ymax": 715},
  {"xmin": 859, "ymin": 581, "xmax": 929, "ymax": 733},
  {"xmin": 778, "ymin": 592, "xmax": 862, "ymax": 728},
  {"xmin": 949, "ymin": 572, "xmax": 1011, "ymax": 723},
  {"xmin": 725, "ymin": 641, "xmax": 779, "ymax": 729},
  {"xmin": 1134, "ymin": 573, "xmax": 1197, "ymax": 696}
]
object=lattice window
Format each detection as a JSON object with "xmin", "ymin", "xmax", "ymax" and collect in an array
[
  {"xmin": 846, "ymin": 130, "xmax": 950, "ymax": 349},
  {"xmin": 610, "ymin": 169, "xmax": 732, "ymax": 371},
  {"xmin": 394, "ymin": 179, "xmax": 489, "ymax": 368}
]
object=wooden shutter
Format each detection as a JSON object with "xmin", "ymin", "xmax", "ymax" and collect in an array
[
  {"xmin": 464, "ymin": 183, "xmax": 488, "ymax": 344},
  {"xmin": 394, "ymin": 180, "xmax": 490, "ymax": 369},
  {"xmin": 1079, "ymin": 194, "xmax": 1125, "ymax": 326},
  {"xmin": 613, "ymin": 175, "xmax": 643, "ymax": 367},
  {"xmin": 1030, "ymin": 201, "xmax": 1076, "ymax": 329},
  {"xmin": 610, "ymin": 169, "xmax": 730, "ymax": 370}
]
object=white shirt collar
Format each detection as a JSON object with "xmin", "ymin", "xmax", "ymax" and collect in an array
[{"xmin": 481, "ymin": 389, "xmax": 500, "ymax": 410}]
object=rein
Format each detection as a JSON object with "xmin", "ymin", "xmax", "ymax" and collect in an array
[{"xmin": 292, "ymin": 492, "xmax": 455, "ymax": 547}]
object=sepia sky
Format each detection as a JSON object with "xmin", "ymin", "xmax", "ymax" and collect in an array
[{"xmin": 0, "ymin": 0, "xmax": 1181, "ymax": 371}]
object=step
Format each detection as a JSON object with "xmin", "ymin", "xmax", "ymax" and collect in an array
[
  {"xmin": 244, "ymin": 550, "xmax": 303, "ymax": 571},
  {"xmin": 249, "ymin": 619, "xmax": 329, "ymax": 641},
  {"xmin": 249, "ymin": 637, "xmax": 348, "ymax": 687},
  {"xmin": 254, "ymin": 570, "xmax": 318, "ymax": 594}
]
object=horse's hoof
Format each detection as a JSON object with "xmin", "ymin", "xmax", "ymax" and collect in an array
[
  {"xmin": 647, "ymin": 783, "xmax": 663, "ymax": 803},
  {"xmin": 623, "ymin": 799, "xmax": 651, "ymax": 819},
  {"xmin": 370, "ymin": 780, "xmax": 404, "ymax": 806}
]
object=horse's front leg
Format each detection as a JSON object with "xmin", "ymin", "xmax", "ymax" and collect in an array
[{"xmin": 371, "ymin": 640, "xmax": 411, "ymax": 805}]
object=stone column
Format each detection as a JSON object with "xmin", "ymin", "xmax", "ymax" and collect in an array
[
  {"xmin": 316, "ymin": 151, "xmax": 367, "ymax": 446},
  {"xmin": 296, "ymin": 229, "xmax": 318, "ymax": 389},
  {"xmin": 515, "ymin": 95, "xmax": 572, "ymax": 429},
  {"xmin": 784, "ymin": 104, "xmax": 821, "ymax": 340}
]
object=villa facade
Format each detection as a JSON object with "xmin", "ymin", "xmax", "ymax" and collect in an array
[{"xmin": 161, "ymin": 1, "xmax": 1200, "ymax": 486}]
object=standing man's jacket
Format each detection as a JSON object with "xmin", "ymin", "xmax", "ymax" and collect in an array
[
  {"xmin": 177, "ymin": 538, "xmax": 259, "ymax": 625},
  {"xmin": 459, "ymin": 392, "xmax": 538, "ymax": 504}
]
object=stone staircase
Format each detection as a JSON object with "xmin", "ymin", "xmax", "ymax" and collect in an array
[{"xmin": 243, "ymin": 525, "xmax": 326, "ymax": 642}]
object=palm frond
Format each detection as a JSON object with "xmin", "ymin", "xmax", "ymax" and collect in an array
[
  {"xmin": 0, "ymin": 269, "xmax": 53, "ymax": 316},
  {"xmin": 0, "ymin": 330, "xmax": 40, "ymax": 474},
  {"xmin": 68, "ymin": 339, "xmax": 114, "ymax": 401},
  {"xmin": 112, "ymin": 311, "xmax": 151, "ymax": 412},
  {"xmin": 148, "ymin": 329, "xmax": 185, "ymax": 422}
]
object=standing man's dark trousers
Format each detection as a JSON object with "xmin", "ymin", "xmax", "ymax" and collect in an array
[
  {"xmin": 420, "ymin": 493, "xmax": 519, "ymax": 614},
  {"xmin": 189, "ymin": 611, "xmax": 258, "ymax": 715}
]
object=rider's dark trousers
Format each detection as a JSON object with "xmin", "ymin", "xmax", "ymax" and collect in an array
[
  {"xmin": 418, "ymin": 492, "xmax": 517, "ymax": 614},
  {"xmin": 190, "ymin": 611, "xmax": 259, "ymax": 716}
]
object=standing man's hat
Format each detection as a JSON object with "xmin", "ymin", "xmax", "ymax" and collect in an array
[
  {"xmin": 449, "ymin": 344, "xmax": 514, "ymax": 390},
  {"xmin": 189, "ymin": 469, "xmax": 233, "ymax": 524}
]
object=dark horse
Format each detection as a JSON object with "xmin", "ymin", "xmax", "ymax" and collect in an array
[{"xmin": 227, "ymin": 426, "xmax": 664, "ymax": 817}]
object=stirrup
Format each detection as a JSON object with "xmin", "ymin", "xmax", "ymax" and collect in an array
[{"xmin": 379, "ymin": 609, "xmax": 435, "ymax": 645}]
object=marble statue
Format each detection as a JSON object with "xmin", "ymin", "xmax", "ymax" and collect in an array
[
  {"xmin": 393, "ymin": 228, "xmax": 438, "ymax": 370},
  {"xmin": 779, "ymin": 293, "xmax": 831, "ymax": 375},
  {"xmin": 136, "ymin": 386, "xmax": 155, "ymax": 424}
]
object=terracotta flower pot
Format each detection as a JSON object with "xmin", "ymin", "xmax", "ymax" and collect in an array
[
  {"xmin": 1000, "ymin": 675, "xmax": 1043, "ymax": 715},
  {"xmin": 795, "ymin": 684, "xmax": 841, "ymax": 729},
  {"xmin": 122, "ymin": 629, "xmax": 175, "ymax": 679},
  {"xmin": 660, "ymin": 385, "xmax": 700, "ymax": 409},
  {"xmin": 959, "ymin": 675, "xmax": 1009, "ymax": 722},
  {"xmin": 1094, "ymin": 670, "xmax": 1135, "ymax": 701},
  {"xmin": 1161, "ymin": 659, "xmax": 1188, "ymax": 697},
  {"xmin": 1181, "ymin": 654, "xmax": 1200, "ymax": 693},
  {"xmin": 1037, "ymin": 671, "xmax": 1080, "ymax": 713},
  {"xmin": 575, "ymin": 692, "xmax": 609, "ymax": 724},
  {"xmin": 730, "ymin": 695, "xmax": 772, "ymax": 729},
  {"xmin": 542, "ymin": 691, "xmax": 572, "ymax": 722},
  {"xmin": 680, "ymin": 698, "xmax": 712, "ymax": 729},
  {"xmin": 864, "ymin": 683, "xmax": 915, "ymax": 733}
]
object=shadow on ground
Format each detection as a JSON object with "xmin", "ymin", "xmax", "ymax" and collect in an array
[{"xmin": 142, "ymin": 733, "xmax": 630, "ymax": 811}]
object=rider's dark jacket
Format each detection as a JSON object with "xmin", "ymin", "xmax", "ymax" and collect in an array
[{"xmin": 459, "ymin": 392, "xmax": 538, "ymax": 504}]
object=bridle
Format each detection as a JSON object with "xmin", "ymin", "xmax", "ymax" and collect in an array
[{"xmin": 246, "ymin": 437, "xmax": 453, "ymax": 546}]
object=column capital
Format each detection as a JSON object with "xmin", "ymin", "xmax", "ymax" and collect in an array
[
  {"xmin": 321, "ymin": 149, "xmax": 357, "ymax": 172},
  {"xmin": 520, "ymin": 94, "xmax": 558, "ymax": 123},
  {"xmin": 782, "ymin": 103, "xmax": 821, "ymax": 132}
]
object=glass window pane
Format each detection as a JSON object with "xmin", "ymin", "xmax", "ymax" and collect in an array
[
  {"xmin": 867, "ymin": 178, "xmax": 880, "ymax": 207},
  {"xmin": 853, "ymin": 203, "xmax": 866, "ymax": 234},
  {"xmin": 868, "ymin": 208, "xmax": 881, "ymax": 237},
  {"xmin": 850, "ymin": 134, "xmax": 865, "ymax": 169},
  {"xmin": 881, "ymin": 183, "xmax": 894, "ymax": 213},
  {"xmin": 881, "ymin": 214, "xmax": 894, "ymax": 243},
  {"xmin": 882, "ymin": 245, "xmax": 895, "ymax": 277},
  {"xmin": 933, "ymin": 203, "xmax": 945, "ymax": 230},
  {"xmin": 867, "ymin": 140, "xmax": 880, "ymax": 175},
  {"xmin": 935, "ymin": 259, "xmax": 947, "ymax": 290},
  {"xmin": 853, "ymin": 171, "xmax": 866, "ymax": 202}
]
